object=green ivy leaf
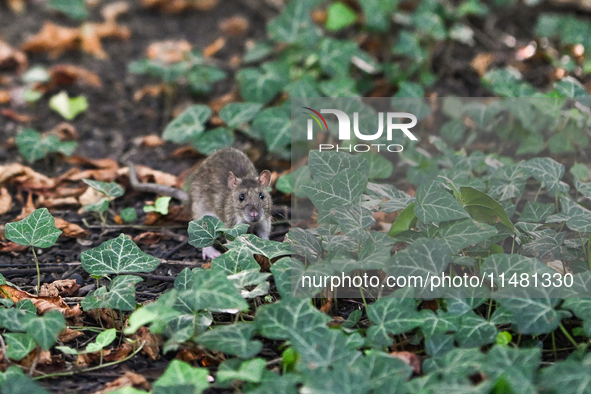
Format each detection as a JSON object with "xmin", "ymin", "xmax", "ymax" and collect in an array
[
  {"xmin": 81, "ymin": 233, "xmax": 160, "ymax": 276},
  {"xmin": 267, "ymin": 0, "xmax": 322, "ymax": 46},
  {"xmin": 359, "ymin": 0, "xmax": 397, "ymax": 31},
  {"xmin": 191, "ymin": 127, "xmax": 235, "ymax": 155},
  {"xmin": 152, "ymin": 360, "xmax": 210, "ymax": 394},
  {"xmin": 3, "ymin": 333, "xmax": 36, "ymax": 360},
  {"xmin": 48, "ymin": 0, "xmax": 87, "ymax": 19},
  {"xmin": 237, "ymin": 62, "xmax": 289, "ymax": 104},
  {"xmin": 5, "ymin": 208, "xmax": 62, "ymax": 248},
  {"xmin": 178, "ymin": 269, "xmax": 249, "ymax": 313},
  {"xmin": 482, "ymin": 68, "xmax": 537, "ymax": 97},
  {"xmin": 82, "ymin": 179, "xmax": 124, "ymax": 197},
  {"xmin": 438, "ymin": 219, "xmax": 497, "ymax": 253},
  {"xmin": 554, "ymin": 76, "xmax": 591, "ymax": 106},
  {"xmin": 15, "ymin": 129, "xmax": 58, "ymax": 163},
  {"xmin": 325, "ymin": 2, "xmax": 357, "ymax": 31},
  {"xmin": 143, "ymin": 196, "xmax": 171, "ymax": 215},
  {"xmin": 82, "ymin": 275, "xmax": 143, "ymax": 311},
  {"xmin": 226, "ymin": 234, "xmax": 291, "ymax": 260},
  {"xmin": 219, "ymin": 103, "xmax": 263, "ymax": 128},
  {"xmin": 187, "ymin": 65, "xmax": 227, "ymax": 94},
  {"xmin": 251, "ymin": 107, "xmax": 291, "ymax": 152},
  {"xmin": 308, "ymin": 151, "xmax": 368, "ymax": 182},
  {"xmin": 460, "ymin": 187, "xmax": 514, "ymax": 231},
  {"xmin": 318, "ymin": 37, "xmax": 357, "ymax": 77},
  {"xmin": 26, "ymin": 310, "xmax": 65, "ymax": 350},
  {"xmin": 188, "ymin": 216, "xmax": 225, "ymax": 248},
  {"xmin": 454, "ymin": 311, "xmax": 497, "ymax": 348},
  {"xmin": 414, "ymin": 181, "xmax": 470, "ymax": 224},
  {"xmin": 302, "ymin": 168, "xmax": 368, "ymax": 214},
  {"xmin": 217, "ymin": 358, "xmax": 266, "ymax": 385},
  {"xmin": 162, "ymin": 105, "xmax": 211, "ymax": 144},
  {"xmin": 49, "ymin": 91, "xmax": 88, "ymax": 120},
  {"xmin": 366, "ymin": 296, "xmax": 425, "ymax": 346},
  {"xmin": 86, "ymin": 328, "xmax": 117, "ymax": 353},
  {"xmin": 196, "ymin": 323, "xmax": 262, "ymax": 359},
  {"xmin": 522, "ymin": 157, "xmax": 569, "ymax": 194},
  {"xmin": 120, "ymin": 207, "xmax": 137, "ymax": 222},
  {"xmin": 519, "ymin": 202, "xmax": 555, "ymax": 223}
]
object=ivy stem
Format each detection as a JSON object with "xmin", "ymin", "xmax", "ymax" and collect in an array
[
  {"xmin": 31, "ymin": 247, "xmax": 41, "ymax": 295},
  {"xmin": 551, "ymin": 331, "xmax": 557, "ymax": 360},
  {"xmin": 559, "ymin": 323, "xmax": 579, "ymax": 348},
  {"xmin": 587, "ymin": 234, "xmax": 591, "ymax": 270}
]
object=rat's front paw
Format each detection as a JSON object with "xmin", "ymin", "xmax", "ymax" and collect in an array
[{"xmin": 202, "ymin": 245, "xmax": 222, "ymax": 260}]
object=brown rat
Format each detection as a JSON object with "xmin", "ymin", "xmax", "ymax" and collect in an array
[{"xmin": 128, "ymin": 147, "xmax": 273, "ymax": 259}]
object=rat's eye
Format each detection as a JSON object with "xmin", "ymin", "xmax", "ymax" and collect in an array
[
  {"xmin": 239, "ymin": 194, "xmax": 245, "ymax": 201},
  {"xmin": 259, "ymin": 192, "xmax": 264, "ymax": 199}
]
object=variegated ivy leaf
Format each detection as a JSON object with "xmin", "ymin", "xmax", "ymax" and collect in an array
[
  {"xmin": 365, "ymin": 182, "xmax": 415, "ymax": 213},
  {"xmin": 438, "ymin": 219, "xmax": 497, "ymax": 254},
  {"xmin": 152, "ymin": 360, "xmax": 210, "ymax": 394},
  {"xmin": 227, "ymin": 269, "xmax": 271, "ymax": 299},
  {"xmin": 453, "ymin": 311, "xmax": 497, "ymax": 348},
  {"xmin": 366, "ymin": 296, "xmax": 426, "ymax": 347},
  {"xmin": 162, "ymin": 104, "xmax": 211, "ymax": 144},
  {"xmin": 82, "ymin": 179, "xmax": 124, "ymax": 197},
  {"xmin": 302, "ymin": 168, "xmax": 368, "ymax": 214},
  {"xmin": 211, "ymin": 249, "xmax": 259, "ymax": 275},
  {"xmin": 308, "ymin": 150, "xmax": 368, "ymax": 181},
  {"xmin": 522, "ymin": 157, "xmax": 569, "ymax": 194},
  {"xmin": 81, "ymin": 233, "xmax": 160, "ymax": 276},
  {"xmin": 488, "ymin": 163, "xmax": 529, "ymax": 201},
  {"xmin": 187, "ymin": 216, "xmax": 225, "ymax": 248},
  {"xmin": 5, "ymin": 208, "xmax": 62, "ymax": 248},
  {"xmin": 519, "ymin": 201, "xmax": 555, "ymax": 223},
  {"xmin": 195, "ymin": 323, "xmax": 262, "ymax": 359},
  {"xmin": 3, "ymin": 333, "xmax": 36, "ymax": 361},
  {"xmin": 286, "ymin": 228, "xmax": 323, "ymax": 263},
  {"xmin": 414, "ymin": 181, "xmax": 470, "ymax": 224},
  {"xmin": 386, "ymin": 238, "xmax": 452, "ymax": 283},
  {"xmin": 330, "ymin": 204, "xmax": 375, "ymax": 240},
  {"xmin": 226, "ymin": 234, "xmax": 290, "ymax": 260},
  {"xmin": 178, "ymin": 269, "xmax": 248, "ymax": 314},
  {"xmin": 26, "ymin": 310, "xmax": 66, "ymax": 350},
  {"xmin": 82, "ymin": 275, "xmax": 143, "ymax": 311}
]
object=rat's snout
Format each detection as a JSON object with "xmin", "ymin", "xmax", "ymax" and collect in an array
[{"xmin": 249, "ymin": 210, "xmax": 260, "ymax": 221}]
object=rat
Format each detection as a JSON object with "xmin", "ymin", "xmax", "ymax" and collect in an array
[{"xmin": 128, "ymin": 147, "xmax": 273, "ymax": 259}]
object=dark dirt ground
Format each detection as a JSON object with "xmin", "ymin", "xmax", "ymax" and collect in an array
[{"xmin": 0, "ymin": 0, "xmax": 589, "ymax": 392}]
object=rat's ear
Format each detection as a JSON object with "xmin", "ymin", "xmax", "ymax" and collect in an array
[
  {"xmin": 228, "ymin": 172, "xmax": 242, "ymax": 189},
  {"xmin": 258, "ymin": 170, "xmax": 271, "ymax": 187}
]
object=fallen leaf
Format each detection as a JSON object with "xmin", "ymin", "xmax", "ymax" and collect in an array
[
  {"xmin": 147, "ymin": 40, "xmax": 191, "ymax": 63},
  {"xmin": 15, "ymin": 193, "xmax": 36, "ymax": 220},
  {"xmin": 78, "ymin": 186, "xmax": 107, "ymax": 206},
  {"xmin": 470, "ymin": 53, "xmax": 495, "ymax": 77},
  {"xmin": 138, "ymin": 134, "xmax": 165, "ymax": 147},
  {"xmin": 389, "ymin": 351, "xmax": 421, "ymax": 374},
  {"xmin": 143, "ymin": 211, "xmax": 161, "ymax": 225},
  {"xmin": 133, "ymin": 84, "xmax": 167, "ymax": 101},
  {"xmin": 546, "ymin": 260, "xmax": 573, "ymax": 275},
  {"xmin": 91, "ymin": 371, "xmax": 150, "ymax": 394},
  {"xmin": 37, "ymin": 196, "xmax": 80, "ymax": 208},
  {"xmin": 0, "ymin": 284, "xmax": 82, "ymax": 318},
  {"xmin": 219, "ymin": 16, "xmax": 249, "ymax": 36},
  {"xmin": 1, "ymin": 108, "xmax": 35, "ymax": 122},
  {"xmin": 133, "ymin": 327, "xmax": 161, "ymax": 361},
  {"xmin": 40, "ymin": 279, "xmax": 80, "ymax": 297},
  {"xmin": 133, "ymin": 231, "xmax": 165, "ymax": 245},
  {"xmin": 120, "ymin": 165, "xmax": 181, "ymax": 188},
  {"xmin": 139, "ymin": 0, "xmax": 219, "ymax": 13},
  {"xmin": 0, "ymin": 187, "xmax": 12, "ymax": 215},
  {"xmin": 0, "ymin": 241, "xmax": 28, "ymax": 253},
  {"xmin": 47, "ymin": 122, "xmax": 78, "ymax": 141},
  {"xmin": 5, "ymin": 0, "xmax": 26, "ymax": 12},
  {"xmin": 76, "ymin": 342, "xmax": 132, "ymax": 367},
  {"xmin": 203, "ymin": 37, "xmax": 225, "ymax": 58},
  {"xmin": 0, "ymin": 90, "xmax": 10, "ymax": 104},
  {"xmin": 0, "ymin": 39, "xmax": 28, "ymax": 73},
  {"xmin": 59, "ymin": 328, "xmax": 84, "ymax": 343},
  {"xmin": 44, "ymin": 64, "xmax": 102, "ymax": 89},
  {"xmin": 64, "ymin": 156, "xmax": 118, "ymax": 169},
  {"xmin": 87, "ymin": 308, "xmax": 122, "ymax": 329},
  {"xmin": 101, "ymin": 1, "xmax": 129, "ymax": 23},
  {"xmin": 54, "ymin": 218, "xmax": 90, "ymax": 238},
  {"xmin": 208, "ymin": 91, "xmax": 238, "ymax": 112}
]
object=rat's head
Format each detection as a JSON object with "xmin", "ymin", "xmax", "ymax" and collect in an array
[{"xmin": 227, "ymin": 170, "xmax": 272, "ymax": 224}]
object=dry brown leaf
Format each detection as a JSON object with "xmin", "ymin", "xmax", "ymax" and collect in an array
[
  {"xmin": 87, "ymin": 308, "xmax": 122, "ymax": 329},
  {"xmin": 133, "ymin": 231, "xmax": 165, "ymax": 245},
  {"xmin": 203, "ymin": 37, "xmax": 225, "ymax": 58},
  {"xmin": 78, "ymin": 186, "xmax": 107, "ymax": 206},
  {"xmin": 170, "ymin": 145, "xmax": 199, "ymax": 158},
  {"xmin": 45, "ymin": 64, "xmax": 102, "ymax": 89},
  {"xmin": 147, "ymin": 40, "xmax": 191, "ymax": 63},
  {"xmin": 15, "ymin": 193, "xmax": 36, "ymax": 220},
  {"xmin": 139, "ymin": 134, "xmax": 165, "ymax": 147},
  {"xmin": 470, "ymin": 53, "xmax": 495, "ymax": 77},
  {"xmin": 0, "ymin": 241, "xmax": 28, "ymax": 253},
  {"xmin": 69, "ymin": 168, "xmax": 119, "ymax": 182},
  {"xmin": 0, "ymin": 163, "xmax": 55, "ymax": 188},
  {"xmin": 47, "ymin": 122, "xmax": 78, "ymax": 141},
  {"xmin": 133, "ymin": 327, "xmax": 161, "ymax": 361},
  {"xmin": 143, "ymin": 211, "xmax": 161, "ymax": 225},
  {"xmin": 101, "ymin": 1, "xmax": 129, "ymax": 23},
  {"xmin": 6, "ymin": 0, "xmax": 26, "ymax": 12},
  {"xmin": 389, "ymin": 351, "xmax": 421, "ymax": 374},
  {"xmin": 0, "ymin": 39, "xmax": 28, "ymax": 74},
  {"xmin": 0, "ymin": 284, "xmax": 82, "ymax": 318},
  {"xmin": 1, "ymin": 108, "xmax": 35, "ymax": 122},
  {"xmin": 208, "ymin": 91, "xmax": 238, "ymax": 113},
  {"xmin": 133, "ymin": 84, "xmax": 167, "ymax": 101},
  {"xmin": 91, "ymin": 371, "xmax": 150, "ymax": 394},
  {"xmin": 54, "ymin": 217, "xmax": 90, "ymax": 238},
  {"xmin": 59, "ymin": 328, "xmax": 84, "ymax": 343},
  {"xmin": 64, "ymin": 156, "xmax": 119, "ymax": 169},
  {"xmin": 120, "ymin": 165, "xmax": 180, "ymax": 188},
  {"xmin": 77, "ymin": 342, "xmax": 132, "ymax": 367},
  {"xmin": 140, "ymin": 0, "xmax": 219, "ymax": 13},
  {"xmin": 219, "ymin": 16, "xmax": 249, "ymax": 36},
  {"xmin": 0, "ymin": 90, "xmax": 10, "ymax": 104},
  {"xmin": 0, "ymin": 187, "xmax": 12, "ymax": 215},
  {"xmin": 546, "ymin": 260, "xmax": 573, "ymax": 275},
  {"xmin": 37, "ymin": 196, "xmax": 80, "ymax": 208},
  {"xmin": 39, "ymin": 279, "xmax": 80, "ymax": 297}
]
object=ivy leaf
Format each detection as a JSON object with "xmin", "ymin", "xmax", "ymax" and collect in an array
[
  {"xmin": 196, "ymin": 323, "xmax": 262, "ymax": 359},
  {"xmin": 15, "ymin": 129, "xmax": 75, "ymax": 163},
  {"xmin": 162, "ymin": 105, "xmax": 211, "ymax": 144},
  {"xmin": 82, "ymin": 179, "xmax": 124, "ymax": 198},
  {"xmin": 191, "ymin": 127, "xmax": 235, "ymax": 155},
  {"xmin": 82, "ymin": 275, "xmax": 143, "ymax": 311},
  {"xmin": 211, "ymin": 249, "xmax": 260, "ymax": 275},
  {"xmin": 496, "ymin": 288, "xmax": 570, "ymax": 335},
  {"xmin": 554, "ymin": 76, "xmax": 591, "ymax": 106},
  {"xmin": 519, "ymin": 202, "xmax": 555, "ymax": 223},
  {"xmin": 49, "ymin": 91, "xmax": 88, "ymax": 120},
  {"xmin": 48, "ymin": 0, "xmax": 87, "ymax": 20},
  {"xmin": 366, "ymin": 296, "xmax": 425, "ymax": 346},
  {"xmin": 359, "ymin": 0, "xmax": 397, "ymax": 31},
  {"xmin": 414, "ymin": 181, "xmax": 470, "ymax": 224},
  {"xmin": 81, "ymin": 233, "xmax": 160, "ymax": 276},
  {"xmin": 152, "ymin": 360, "xmax": 210, "ymax": 394},
  {"xmin": 86, "ymin": 328, "xmax": 117, "ymax": 353},
  {"xmin": 5, "ymin": 208, "xmax": 62, "ymax": 248},
  {"xmin": 488, "ymin": 163, "xmax": 529, "ymax": 200},
  {"xmin": 251, "ymin": 107, "xmax": 291, "ymax": 152},
  {"xmin": 454, "ymin": 311, "xmax": 497, "ymax": 348},
  {"xmin": 3, "ymin": 333, "xmax": 36, "ymax": 360},
  {"xmin": 522, "ymin": 157, "xmax": 569, "ymax": 194},
  {"xmin": 217, "ymin": 358, "xmax": 266, "ymax": 385},
  {"xmin": 330, "ymin": 204, "xmax": 375, "ymax": 240},
  {"xmin": 318, "ymin": 37, "xmax": 357, "ymax": 77},
  {"xmin": 187, "ymin": 216, "xmax": 225, "ymax": 248},
  {"xmin": 26, "ymin": 310, "xmax": 65, "ymax": 350},
  {"xmin": 267, "ymin": 0, "xmax": 322, "ymax": 46},
  {"xmin": 226, "ymin": 234, "xmax": 291, "ymax": 260},
  {"xmin": 438, "ymin": 219, "xmax": 497, "ymax": 253},
  {"xmin": 308, "ymin": 151, "xmax": 368, "ymax": 182},
  {"xmin": 325, "ymin": 2, "xmax": 357, "ymax": 31},
  {"xmin": 227, "ymin": 269, "xmax": 271, "ymax": 299},
  {"xmin": 237, "ymin": 62, "xmax": 289, "ymax": 104},
  {"xmin": 178, "ymin": 269, "xmax": 249, "ymax": 313},
  {"xmin": 143, "ymin": 196, "xmax": 171, "ymax": 215},
  {"xmin": 219, "ymin": 103, "xmax": 263, "ymax": 128},
  {"xmin": 302, "ymin": 168, "xmax": 368, "ymax": 214},
  {"xmin": 460, "ymin": 187, "xmax": 514, "ymax": 231}
]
